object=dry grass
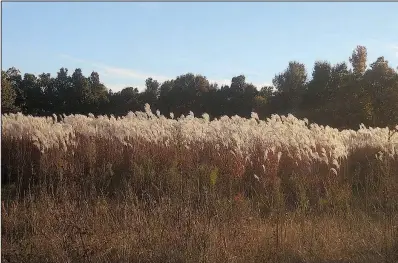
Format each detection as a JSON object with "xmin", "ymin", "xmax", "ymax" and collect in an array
[
  {"xmin": 2, "ymin": 195, "xmax": 398, "ymax": 263},
  {"xmin": 2, "ymin": 109, "xmax": 398, "ymax": 262}
]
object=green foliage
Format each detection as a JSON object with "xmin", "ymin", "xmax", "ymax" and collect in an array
[
  {"xmin": 2, "ymin": 45, "xmax": 398, "ymax": 129},
  {"xmin": 1, "ymin": 71, "xmax": 18, "ymax": 113}
]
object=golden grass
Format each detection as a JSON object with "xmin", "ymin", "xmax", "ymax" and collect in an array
[{"xmin": 2, "ymin": 110, "xmax": 398, "ymax": 262}]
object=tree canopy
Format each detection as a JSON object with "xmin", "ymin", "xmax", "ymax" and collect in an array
[{"xmin": 2, "ymin": 45, "xmax": 398, "ymax": 130}]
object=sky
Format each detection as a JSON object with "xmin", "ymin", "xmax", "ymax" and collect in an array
[{"xmin": 2, "ymin": 2, "xmax": 398, "ymax": 92}]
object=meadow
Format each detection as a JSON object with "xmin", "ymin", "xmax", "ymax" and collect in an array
[{"xmin": 2, "ymin": 104, "xmax": 398, "ymax": 263}]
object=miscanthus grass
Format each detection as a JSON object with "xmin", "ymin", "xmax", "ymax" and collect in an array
[{"xmin": 2, "ymin": 105, "xmax": 398, "ymax": 263}]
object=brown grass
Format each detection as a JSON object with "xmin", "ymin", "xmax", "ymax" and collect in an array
[
  {"xmin": 2, "ymin": 195, "xmax": 398, "ymax": 263},
  {"xmin": 2, "ymin": 117, "xmax": 398, "ymax": 263}
]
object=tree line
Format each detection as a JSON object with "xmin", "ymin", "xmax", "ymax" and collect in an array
[{"xmin": 2, "ymin": 45, "xmax": 398, "ymax": 129}]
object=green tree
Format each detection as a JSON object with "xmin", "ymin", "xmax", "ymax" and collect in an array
[
  {"xmin": 88, "ymin": 71, "xmax": 109, "ymax": 114},
  {"xmin": 55, "ymin": 68, "xmax": 72, "ymax": 114},
  {"xmin": 5, "ymin": 67, "xmax": 24, "ymax": 110},
  {"xmin": 364, "ymin": 56, "xmax": 398, "ymax": 127},
  {"xmin": 272, "ymin": 61, "xmax": 307, "ymax": 115},
  {"xmin": 163, "ymin": 73, "xmax": 210, "ymax": 116},
  {"xmin": 1, "ymin": 71, "xmax": 18, "ymax": 113},
  {"xmin": 141, "ymin": 77, "xmax": 160, "ymax": 110},
  {"xmin": 303, "ymin": 61, "xmax": 332, "ymax": 122},
  {"xmin": 38, "ymin": 73, "xmax": 56, "ymax": 114},
  {"xmin": 20, "ymin": 73, "xmax": 46, "ymax": 115},
  {"xmin": 231, "ymin": 75, "xmax": 246, "ymax": 92},
  {"xmin": 70, "ymin": 68, "xmax": 91, "ymax": 113}
]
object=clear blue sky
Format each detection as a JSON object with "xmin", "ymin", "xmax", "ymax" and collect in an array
[{"xmin": 2, "ymin": 2, "xmax": 398, "ymax": 92}]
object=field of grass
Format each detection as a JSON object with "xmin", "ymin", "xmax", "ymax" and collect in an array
[{"xmin": 2, "ymin": 106, "xmax": 398, "ymax": 263}]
